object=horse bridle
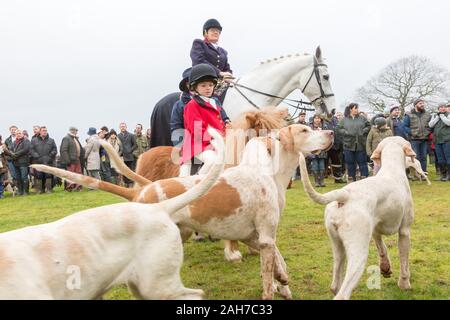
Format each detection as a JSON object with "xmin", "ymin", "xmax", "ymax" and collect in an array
[
  {"xmin": 301, "ymin": 57, "xmax": 335, "ymax": 105},
  {"xmin": 231, "ymin": 57, "xmax": 335, "ymax": 117}
]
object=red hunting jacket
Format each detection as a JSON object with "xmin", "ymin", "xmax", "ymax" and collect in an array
[{"xmin": 180, "ymin": 96, "xmax": 226, "ymax": 165}]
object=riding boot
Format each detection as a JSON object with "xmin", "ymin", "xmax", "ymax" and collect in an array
[
  {"xmin": 45, "ymin": 178, "xmax": 54, "ymax": 193},
  {"xmin": 435, "ymin": 163, "xmax": 441, "ymax": 175},
  {"xmin": 438, "ymin": 164, "xmax": 445, "ymax": 181},
  {"xmin": 313, "ymin": 172, "xmax": 320, "ymax": 187},
  {"xmin": 35, "ymin": 179, "xmax": 43, "ymax": 194},
  {"xmin": 319, "ymin": 170, "xmax": 326, "ymax": 187},
  {"xmin": 23, "ymin": 180, "xmax": 30, "ymax": 195},
  {"xmin": 443, "ymin": 164, "xmax": 450, "ymax": 182},
  {"xmin": 17, "ymin": 179, "xmax": 24, "ymax": 196}
]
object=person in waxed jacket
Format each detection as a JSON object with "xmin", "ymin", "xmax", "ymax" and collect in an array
[
  {"xmin": 403, "ymin": 99, "xmax": 432, "ymax": 172},
  {"xmin": 4, "ymin": 129, "xmax": 31, "ymax": 195},
  {"xmin": 337, "ymin": 103, "xmax": 371, "ymax": 182},
  {"xmin": 30, "ymin": 126, "xmax": 57, "ymax": 193}
]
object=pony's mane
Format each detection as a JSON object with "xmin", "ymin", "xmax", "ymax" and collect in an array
[
  {"xmin": 260, "ymin": 53, "xmax": 310, "ymax": 65},
  {"xmin": 233, "ymin": 107, "xmax": 287, "ymax": 133}
]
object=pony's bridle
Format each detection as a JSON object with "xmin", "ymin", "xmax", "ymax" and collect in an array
[{"xmin": 231, "ymin": 57, "xmax": 335, "ymax": 116}]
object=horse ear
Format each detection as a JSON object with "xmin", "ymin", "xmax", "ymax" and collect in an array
[{"xmin": 315, "ymin": 46, "xmax": 323, "ymax": 62}]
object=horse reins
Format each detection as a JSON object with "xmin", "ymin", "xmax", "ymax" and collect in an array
[{"xmin": 230, "ymin": 57, "xmax": 335, "ymax": 118}]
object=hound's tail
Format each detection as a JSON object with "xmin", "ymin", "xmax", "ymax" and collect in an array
[
  {"xmin": 29, "ymin": 165, "xmax": 137, "ymax": 201},
  {"xmin": 159, "ymin": 127, "xmax": 225, "ymax": 217},
  {"xmin": 406, "ymin": 158, "xmax": 431, "ymax": 186},
  {"xmin": 298, "ymin": 152, "xmax": 349, "ymax": 205},
  {"xmin": 98, "ymin": 140, "xmax": 152, "ymax": 186}
]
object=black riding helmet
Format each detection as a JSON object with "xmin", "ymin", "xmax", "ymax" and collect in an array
[
  {"xmin": 189, "ymin": 63, "xmax": 218, "ymax": 88},
  {"xmin": 179, "ymin": 67, "xmax": 192, "ymax": 92},
  {"xmin": 203, "ymin": 18, "xmax": 222, "ymax": 34}
]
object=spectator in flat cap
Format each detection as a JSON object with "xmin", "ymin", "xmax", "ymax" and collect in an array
[
  {"xmin": 404, "ymin": 99, "xmax": 431, "ymax": 172},
  {"xmin": 84, "ymin": 127, "xmax": 101, "ymax": 187},
  {"xmin": 60, "ymin": 127, "xmax": 84, "ymax": 191}
]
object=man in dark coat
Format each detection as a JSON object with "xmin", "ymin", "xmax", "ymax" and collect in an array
[
  {"xmin": 118, "ymin": 123, "xmax": 137, "ymax": 187},
  {"xmin": 30, "ymin": 126, "xmax": 57, "ymax": 193},
  {"xmin": 4, "ymin": 125, "xmax": 18, "ymax": 182},
  {"xmin": 149, "ymin": 92, "xmax": 180, "ymax": 148},
  {"xmin": 60, "ymin": 127, "xmax": 85, "ymax": 191},
  {"xmin": 404, "ymin": 99, "xmax": 432, "ymax": 172}
]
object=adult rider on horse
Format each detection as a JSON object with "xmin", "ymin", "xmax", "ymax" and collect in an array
[{"xmin": 190, "ymin": 18, "xmax": 234, "ymax": 102}]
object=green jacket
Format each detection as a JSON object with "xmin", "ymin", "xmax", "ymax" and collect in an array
[
  {"xmin": 366, "ymin": 127, "xmax": 393, "ymax": 156},
  {"xmin": 405, "ymin": 110, "xmax": 431, "ymax": 140},
  {"xmin": 133, "ymin": 134, "xmax": 149, "ymax": 159},
  {"xmin": 429, "ymin": 112, "xmax": 450, "ymax": 144},
  {"xmin": 337, "ymin": 115, "xmax": 371, "ymax": 152}
]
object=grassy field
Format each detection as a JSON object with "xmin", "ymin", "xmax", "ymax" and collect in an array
[{"xmin": 0, "ymin": 171, "xmax": 448, "ymax": 300}]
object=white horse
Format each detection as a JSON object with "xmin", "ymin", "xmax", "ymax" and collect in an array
[
  {"xmin": 150, "ymin": 46, "xmax": 336, "ymax": 148},
  {"xmin": 223, "ymin": 46, "xmax": 336, "ymax": 121}
]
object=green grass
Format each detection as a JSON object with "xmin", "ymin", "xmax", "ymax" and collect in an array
[{"xmin": 0, "ymin": 170, "xmax": 449, "ymax": 300}]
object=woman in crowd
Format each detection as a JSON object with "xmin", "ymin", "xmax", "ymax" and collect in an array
[
  {"xmin": 366, "ymin": 117, "xmax": 393, "ymax": 175},
  {"xmin": 337, "ymin": 103, "xmax": 371, "ymax": 182},
  {"xmin": 308, "ymin": 114, "xmax": 330, "ymax": 187},
  {"xmin": 107, "ymin": 129, "xmax": 123, "ymax": 185}
]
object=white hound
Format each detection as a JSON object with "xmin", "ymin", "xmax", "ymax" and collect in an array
[
  {"xmin": 0, "ymin": 128, "xmax": 224, "ymax": 300},
  {"xmin": 299, "ymin": 136, "xmax": 415, "ymax": 300}
]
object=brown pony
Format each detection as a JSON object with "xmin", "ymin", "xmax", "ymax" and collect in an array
[{"xmin": 135, "ymin": 106, "xmax": 288, "ymax": 182}]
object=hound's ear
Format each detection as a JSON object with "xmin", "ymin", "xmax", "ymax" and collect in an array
[
  {"xmin": 403, "ymin": 143, "xmax": 416, "ymax": 162},
  {"xmin": 278, "ymin": 126, "xmax": 294, "ymax": 152},
  {"xmin": 370, "ymin": 144, "xmax": 383, "ymax": 166},
  {"xmin": 315, "ymin": 46, "xmax": 323, "ymax": 62}
]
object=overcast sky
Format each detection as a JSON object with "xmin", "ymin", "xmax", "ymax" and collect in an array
[{"xmin": 0, "ymin": 0, "xmax": 448, "ymax": 144}]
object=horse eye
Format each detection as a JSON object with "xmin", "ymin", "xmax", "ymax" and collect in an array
[{"xmin": 323, "ymin": 75, "xmax": 330, "ymax": 81}]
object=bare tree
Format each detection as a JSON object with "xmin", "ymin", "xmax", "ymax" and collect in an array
[{"xmin": 356, "ymin": 55, "xmax": 450, "ymax": 115}]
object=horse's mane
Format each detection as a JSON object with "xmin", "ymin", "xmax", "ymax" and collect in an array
[
  {"xmin": 260, "ymin": 53, "xmax": 311, "ymax": 65},
  {"xmin": 233, "ymin": 106, "xmax": 287, "ymax": 134}
]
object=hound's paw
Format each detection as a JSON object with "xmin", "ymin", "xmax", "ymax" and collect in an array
[
  {"xmin": 224, "ymin": 248, "xmax": 243, "ymax": 263},
  {"xmin": 398, "ymin": 278, "xmax": 411, "ymax": 290},
  {"xmin": 262, "ymin": 292, "xmax": 274, "ymax": 300},
  {"xmin": 276, "ymin": 284, "xmax": 292, "ymax": 300},
  {"xmin": 380, "ymin": 262, "xmax": 392, "ymax": 278},
  {"xmin": 247, "ymin": 246, "xmax": 260, "ymax": 256},
  {"xmin": 330, "ymin": 285, "xmax": 339, "ymax": 295}
]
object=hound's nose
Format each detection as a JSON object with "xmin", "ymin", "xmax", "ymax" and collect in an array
[{"xmin": 328, "ymin": 130, "xmax": 334, "ymax": 136}]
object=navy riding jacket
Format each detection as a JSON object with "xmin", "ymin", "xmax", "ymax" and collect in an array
[{"xmin": 190, "ymin": 39, "xmax": 232, "ymax": 75}]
